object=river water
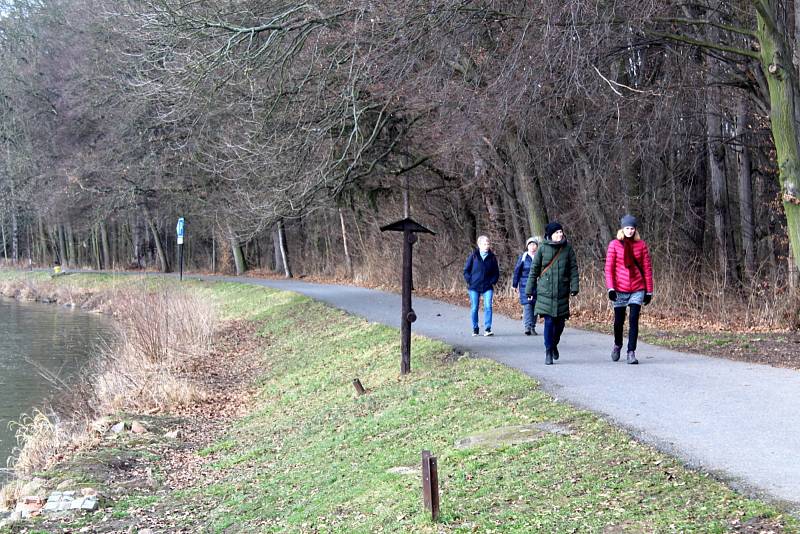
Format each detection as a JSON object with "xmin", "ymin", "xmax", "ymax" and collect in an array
[{"xmin": 0, "ymin": 297, "xmax": 112, "ymax": 479}]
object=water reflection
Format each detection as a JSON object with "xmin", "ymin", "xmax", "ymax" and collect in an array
[{"xmin": 0, "ymin": 297, "xmax": 112, "ymax": 474}]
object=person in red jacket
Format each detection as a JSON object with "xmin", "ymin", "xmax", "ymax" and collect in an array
[{"xmin": 605, "ymin": 214, "xmax": 653, "ymax": 364}]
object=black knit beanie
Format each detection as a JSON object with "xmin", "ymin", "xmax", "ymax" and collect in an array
[{"xmin": 544, "ymin": 222, "xmax": 563, "ymax": 240}]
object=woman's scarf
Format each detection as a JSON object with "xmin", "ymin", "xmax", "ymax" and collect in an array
[{"xmin": 623, "ymin": 237, "xmax": 636, "ymax": 270}]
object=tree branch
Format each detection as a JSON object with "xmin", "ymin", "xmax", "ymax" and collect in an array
[
  {"xmin": 751, "ymin": 0, "xmax": 779, "ymax": 35},
  {"xmin": 653, "ymin": 17, "xmax": 757, "ymax": 37},
  {"xmin": 647, "ymin": 30, "xmax": 760, "ymax": 60}
]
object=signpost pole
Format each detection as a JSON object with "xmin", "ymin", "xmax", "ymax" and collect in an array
[{"xmin": 176, "ymin": 217, "xmax": 185, "ymax": 281}]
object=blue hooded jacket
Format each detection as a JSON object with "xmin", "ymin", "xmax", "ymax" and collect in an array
[
  {"xmin": 463, "ymin": 249, "xmax": 499, "ymax": 293},
  {"xmin": 512, "ymin": 252, "xmax": 537, "ymax": 304}
]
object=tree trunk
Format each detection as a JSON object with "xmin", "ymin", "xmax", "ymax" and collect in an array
[
  {"xmin": 66, "ymin": 223, "xmax": 76, "ymax": 268},
  {"xmin": 277, "ymin": 218, "xmax": 292, "ymax": 278},
  {"xmin": 736, "ymin": 96, "xmax": 755, "ymax": 279},
  {"xmin": 272, "ymin": 230, "xmax": 281, "ymax": 272},
  {"xmin": 131, "ymin": 217, "xmax": 142, "ymax": 268},
  {"xmin": 561, "ymin": 115, "xmax": 612, "ymax": 248},
  {"xmin": 339, "ymin": 208, "xmax": 353, "ymax": 278},
  {"xmin": 92, "ymin": 226, "xmax": 101, "ymax": 270},
  {"xmin": 403, "ymin": 175, "xmax": 410, "ymax": 218},
  {"xmin": 623, "ymin": 152, "xmax": 643, "ymax": 215},
  {"xmin": 756, "ymin": 8, "xmax": 800, "ymax": 281},
  {"xmin": 57, "ymin": 225, "xmax": 68, "ymax": 267},
  {"xmin": 227, "ymin": 224, "xmax": 247, "ymax": 276},
  {"xmin": 37, "ymin": 217, "xmax": 49, "ymax": 265},
  {"xmin": 211, "ymin": 233, "xmax": 216, "ymax": 273},
  {"xmin": 11, "ymin": 209, "xmax": 18, "ymax": 262},
  {"xmin": 706, "ymin": 81, "xmax": 731, "ymax": 282},
  {"xmin": 473, "ymin": 151, "xmax": 510, "ymax": 256},
  {"xmin": 145, "ymin": 212, "xmax": 170, "ymax": 272},
  {"xmin": 505, "ymin": 134, "xmax": 548, "ymax": 238},
  {"xmin": 99, "ymin": 222, "xmax": 112, "ymax": 270},
  {"xmin": 1, "ymin": 220, "xmax": 7, "ymax": 262}
]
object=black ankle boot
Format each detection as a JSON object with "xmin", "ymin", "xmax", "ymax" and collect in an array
[
  {"xmin": 545, "ymin": 348, "xmax": 553, "ymax": 365},
  {"xmin": 552, "ymin": 346, "xmax": 559, "ymax": 360}
]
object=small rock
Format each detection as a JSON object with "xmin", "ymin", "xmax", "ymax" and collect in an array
[
  {"xmin": 386, "ymin": 466, "xmax": 418, "ymax": 476},
  {"xmin": 19, "ymin": 477, "xmax": 46, "ymax": 497},
  {"xmin": 14, "ymin": 496, "xmax": 44, "ymax": 518},
  {"xmin": 56, "ymin": 479, "xmax": 76, "ymax": 490},
  {"xmin": 164, "ymin": 429, "xmax": 182, "ymax": 439},
  {"xmin": 80, "ymin": 487, "xmax": 98, "ymax": 497},
  {"xmin": 139, "ymin": 529, "xmax": 154, "ymax": 534},
  {"xmin": 91, "ymin": 416, "xmax": 114, "ymax": 434},
  {"xmin": 110, "ymin": 422, "xmax": 126, "ymax": 434},
  {"xmin": 130, "ymin": 421, "xmax": 147, "ymax": 434}
]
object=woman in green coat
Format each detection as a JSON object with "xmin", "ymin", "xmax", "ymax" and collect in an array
[{"xmin": 525, "ymin": 222, "xmax": 579, "ymax": 365}]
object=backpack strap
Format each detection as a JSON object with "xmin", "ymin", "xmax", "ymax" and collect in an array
[{"xmin": 540, "ymin": 247, "xmax": 563, "ymax": 277}]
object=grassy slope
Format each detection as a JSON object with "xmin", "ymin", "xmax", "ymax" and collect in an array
[
  {"xmin": 0, "ymin": 273, "xmax": 796, "ymax": 532},
  {"xmin": 182, "ymin": 282, "xmax": 795, "ymax": 533}
]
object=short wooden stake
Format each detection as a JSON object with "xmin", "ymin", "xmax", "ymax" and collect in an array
[
  {"xmin": 352, "ymin": 378, "xmax": 366, "ymax": 396},
  {"xmin": 421, "ymin": 450, "xmax": 440, "ymax": 521}
]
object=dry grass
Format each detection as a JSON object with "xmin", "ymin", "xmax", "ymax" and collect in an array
[
  {"xmin": 93, "ymin": 288, "xmax": 216, "ymax": 413},
  {"xmin": 7, "ymin": 410, "xmax": 70, "ymax": 476},
  {"xmin": 1, "ymin": 279, "xmax": 218, "ymax": 493}
]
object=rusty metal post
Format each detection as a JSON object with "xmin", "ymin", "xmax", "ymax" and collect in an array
[
  {"xmin": 421, "ymin": 450, "xmax": 440, "ymax": 521},
  {"xmin": 379, "ymin": 217, "xmax": 434, "ymax": 375},
  {"xmin": 352, "ymin": 378, "xmax": 366, "ymax": 396},
  {"xmin": 401, "ymin": 230, "xmax": 417, "ymax": 375}
]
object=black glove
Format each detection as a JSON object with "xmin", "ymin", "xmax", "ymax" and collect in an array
[
  {"xmin": 608, "ymin": 290, "xmax": 617, "ymax": 301},
  {"xmin": 570, "ymin": 291, "xmax": 578, "ymax": 297},
  {"xmin": 644, "ymin": 293, "xmax": 652, "ymax": 306}
]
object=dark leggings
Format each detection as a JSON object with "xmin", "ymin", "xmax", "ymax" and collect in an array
[{"xmin": 614, "ymin": 304, "xmax": 641, "ymax": 352}]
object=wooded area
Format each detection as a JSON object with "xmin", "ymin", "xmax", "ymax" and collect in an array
[{"xmin": 1, "ymin": 1, "xmax": 799, "ymax": 327}]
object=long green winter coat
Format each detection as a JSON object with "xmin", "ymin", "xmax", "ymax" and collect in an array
[{"xmin": 524, "ymin": 239, "xmax": 579, "ymax": 318}]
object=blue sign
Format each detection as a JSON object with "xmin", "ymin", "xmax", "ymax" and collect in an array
[{"xmin": 176, "ymin": 217, "xmax": 185, "ymax": 244}]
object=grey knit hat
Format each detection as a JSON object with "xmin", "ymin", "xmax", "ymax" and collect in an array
[
  {"xmin": 525, "ymin": 236, "xmax": 540, "ymax": 247},
  {"xmin": 620, "ymin": 214, "xmax": 638, "ymax": 229}
]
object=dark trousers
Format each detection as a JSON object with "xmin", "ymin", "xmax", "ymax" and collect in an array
[
  {"xmin": 543, "ymin": 315, "xmax": 566, "ymax": 350},
  {"xmin": 614, "ymin": 304, "xmax": 641, "ymax": 352}
]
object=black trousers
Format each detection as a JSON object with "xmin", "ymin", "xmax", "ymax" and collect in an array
[{"xmin": 614, "ymin": 304, "xmax": 641, "ymax": 352}]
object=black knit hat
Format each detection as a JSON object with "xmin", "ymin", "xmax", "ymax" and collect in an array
[
  {"xmin": 544, "ymin": 222, "xmax": 563, "ymax": 240},
  {"xmin": 620, "ymin": 214, "xmax": 638, "ymax": 229}
]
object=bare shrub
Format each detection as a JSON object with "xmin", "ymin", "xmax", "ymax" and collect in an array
[
  {"xmin": 7, "ymin": 410, "xmax": 69, "ymax": 476},
  {"xmin": 92, "ymin": 288, "xmax": 216, "ymax": 413},
  {"xmin": 2, "ymin": 282, "xmax": 218, "ymax": 500},
  {"xmin": 0, "ymin": 479, "xmax": 22, "ymax": 512}
]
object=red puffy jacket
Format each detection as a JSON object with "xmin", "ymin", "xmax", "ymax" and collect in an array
[{"xmin": 605, "ymin": 238, "xmax": 653, "ymax": 293}]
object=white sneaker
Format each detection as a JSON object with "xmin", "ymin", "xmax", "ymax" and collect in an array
[{"xmin": 483, "ymin": 329, "xmax": 493, "ymax": 337}]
